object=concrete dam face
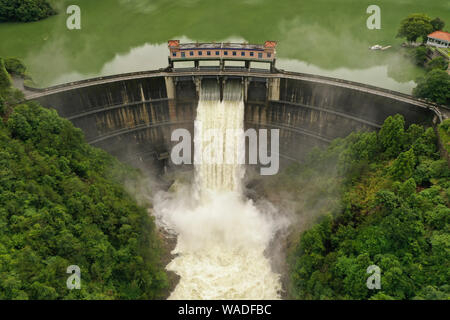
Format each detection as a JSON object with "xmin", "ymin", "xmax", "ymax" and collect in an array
[{"xmin": 31, "ymin": 71, "xmax": 437, "ymax": 169}]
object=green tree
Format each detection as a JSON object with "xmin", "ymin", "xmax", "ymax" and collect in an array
[
  {"xmin": 427, "ymin": 56, "xmax": 449, "ymax": 71},
  {"xmin": 0, "ymin": 58, "xmax": 12, "ymax": 91},
  {"xmin": 279, "ymin": 114, "xmax": 450, "ymax": 300},
  {"xmin": 430, "ymin": 17, "xmax": 445, "ymax": 31},
  {"xmin": 7, "ymin": 107, "xmax": 33, "ymax": 140},
  {"xmin": 413, "ymin": 47, "xmax": 429, "ymax": 66},
  {"xmin": 414, "ymin": 286, "xmax": 450, "ymax": 300},
  {"xmin": 397, "ymin": 14, "xmax": 434, "ymax": 43},
  {"xmin": 4, "ymin": 58, "xmax": 26, "ymax": 77},
  {"xmin": 0, "ymin": 78, "xmax": 168, "ymax": 299},
  {"xmin": 390, "ymin": 149, "xmax": 416, "ymax": 181},
  {"xmin": 438, "ymin": 119, "xmax": 450, "ymax": 155},
  {"xmin": 413, "ymin": 69, "xmax": 450, "ymax": 105},
  {"xmin": 0, "ymin": 0, "xmax": 55, "ymax": 22},
  {"xmin": 0, "ymin": 94, "xmax": 5, "ymax": 115},
  {"xmin": 378, "ymin": 114, "xmax": 405, "ymax": 158}
]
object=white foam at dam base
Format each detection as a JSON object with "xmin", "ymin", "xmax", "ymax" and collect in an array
[{"xmin": 153, "ymin": 81, "xmax": 284, "ymax": 299}]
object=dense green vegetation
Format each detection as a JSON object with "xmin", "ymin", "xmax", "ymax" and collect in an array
[
  {"xmin": 397, "ymin": 13, "xmax": 443, "ymax": 43},
  {"xmin": 0, "ymin": 0, "xmax": 55, "ymax": 22},
  {"xmin": 431, "ymin": 17, "xmax": 445, "ymax": 32},
  {"xmin": 0, "ymin": 65, "xmax": 168, "ymax": 299},
  {"xmin": 0, "ymin": 58, "xmax": 12, "ymax": 90},
  {"xmin": 427, "ymin": 56, "xmax": 449, "ymax": 72},
  {"xmin": 412, "ymin": 47, "xmax": 429, "ymax": 67},
  {"xmin": 403, "ymin": 15, "xmax": 450, "ymax": 106},
  {"xmin": 397, "ymin": 14, "xmax": 449, "ymax": 104},
  {"xmin": 439, "ymin": 119, "xmax": 450, "ymax": 155},
  {"xmin": 4, "ymin": 57, "xmax": 27, "ymax": 77},
  {"xmin": 265, "ymin": 115, "xmax": 449, "ymax": 299},
  {"xmin": 413, "ymin": 69, "xmax": 450, "ymax": 106}
]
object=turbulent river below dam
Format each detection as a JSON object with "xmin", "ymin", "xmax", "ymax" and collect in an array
[{"xmin": 153, "ymin": 82, "xmax": 286, "ymax": 299}]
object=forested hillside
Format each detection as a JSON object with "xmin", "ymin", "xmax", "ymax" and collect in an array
[
  {"xmin": 264, "ymin": 115, "xmax": 449, "ymax": 299},
  {"xmin": 0, "ymin": 58, "xmax": 168, "ymax": 299}
]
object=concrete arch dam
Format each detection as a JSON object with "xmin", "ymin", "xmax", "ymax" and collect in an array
[{"xmin": 27, "ymin": 69, "xmax": 446, "ymax": 168}]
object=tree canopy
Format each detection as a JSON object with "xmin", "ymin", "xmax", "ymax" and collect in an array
[
  {"xmin": 397, "ymin": 14, "xmax": 434, "ymax": 43},
  {"xmin": 431, "ymin": 17, "xmax": 445, "ymax": 32},
  {"xmin": 412, "ymin": 47, "xmax": 429, "ymax": 67},
  {"xmin": 0, "ymin": 69, "xmax": 168, "ymax": 299},
  {"xmin": 438, "ymin": 119, "xmax": 450, "ymax": 155},
  {"xmin": 263, "ymin": 115, "xmax": 449, "ymax": 300},
  {"xmin": 413, "ymin": 69, "xmax": 450, "ymax": 106},
  {"xmin": 0, "ymin": 58, "xmax": 12, "ymax": 91},
  {"xmin": 4, "ymin": 58, "xmax": 27, "ymax": 77},
  {"xmin": 0, "ymin": 0, "xmax": 55, "ymax": 22},
  {"xmin": 427, "ymin": 57, "xmax": 449, "ymax": 72}
]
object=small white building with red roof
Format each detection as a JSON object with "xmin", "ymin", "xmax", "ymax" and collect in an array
[{"xmin": 426, "ymin": 31, "xmax": 450, "ymax": 48}]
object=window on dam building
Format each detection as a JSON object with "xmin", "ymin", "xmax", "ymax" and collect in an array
[
  {"xmin": 171, "ymin": 50, "xmax": 273, "ymax": 60},
  {"xmin": 167, "ymin": 40, "xmax": 277, "ymax": 71}
]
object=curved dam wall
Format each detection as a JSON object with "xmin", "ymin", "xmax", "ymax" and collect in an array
[
  {"xmin": 33, "ymin": 76, "xmax": 195, "ymax": 169},
  {"xmin": 30, "ymin": 71, "xmax": 437, "ymax": 169},
  {"xmin": 250, "ymin": 77, "xmax": 435, "ymax": 162}
]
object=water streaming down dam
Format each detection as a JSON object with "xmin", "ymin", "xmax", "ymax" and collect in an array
[
  {"xmin": 194, "ymin": 81, "xmax": 245, "ymax": 197},
  {"xmin": 154, "ymin": 80, "xmax": 283, "ymax": 299}
]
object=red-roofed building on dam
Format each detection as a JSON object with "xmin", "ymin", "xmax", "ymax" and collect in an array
[
  {"xmin": 168, "ymin": 40, "xmax": 277, "ymax": 71},
  {"xmin": 426, "ymin": 31, "xmax": 450, "ymax": 48}
]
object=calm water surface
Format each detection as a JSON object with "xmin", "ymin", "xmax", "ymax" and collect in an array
[{"xmin": 0, "ymin": 0, "xmax": 448, "ymax": 92}]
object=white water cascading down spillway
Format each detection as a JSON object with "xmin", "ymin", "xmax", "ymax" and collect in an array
[{"xmin": 153, "ymin": 80, "xmax": 284, "ymax": 299}]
